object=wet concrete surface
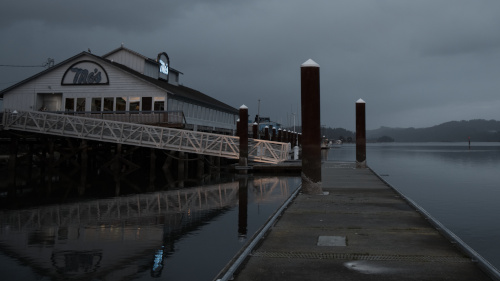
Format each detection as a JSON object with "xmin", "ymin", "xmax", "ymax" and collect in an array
[{"xmin": 229, "ymin": 162, "xmax": 494, "ymax": 281}]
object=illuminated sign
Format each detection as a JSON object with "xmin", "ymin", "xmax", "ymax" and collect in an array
[
  {"xmin": 61, "ymin": 61, "xmax": 109, "ymax": 85},
  {"xmin": 159, "ymin": 59, "xmax": 168, "ymax": 75},
  {"xmin": 157, "ymin": 52, "xmax": 170, "ymax": 81}
]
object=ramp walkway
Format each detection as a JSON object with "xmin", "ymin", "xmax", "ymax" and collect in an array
[
  {"xmin": 1, "ymin": 110, "xmax": 289, "ymax": 164},
  {"xmin": 218, "ymin": 162, "xmax": 499, "ymax": 281}
]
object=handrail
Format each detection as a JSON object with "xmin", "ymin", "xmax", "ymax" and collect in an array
[{"xmin": 2, "ymin": 110, "xmax": 289, "ymax": 164}]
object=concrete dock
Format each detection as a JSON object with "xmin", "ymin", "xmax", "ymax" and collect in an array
[{"xmin": 224, "ymin": 162, "xmax": 497, "ymax": 281}]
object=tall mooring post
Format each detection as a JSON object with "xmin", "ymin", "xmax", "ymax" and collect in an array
[
  {"xmin": 301, "ymin": 59, "xmax": 322, "ymax": 194},
  {"xmin": 238, "ymin": 105, "xmax": 249, "ymax": 168},
  {"xmin": 356, "ymin": 99, "xmax": 367, "ymax": 168}
]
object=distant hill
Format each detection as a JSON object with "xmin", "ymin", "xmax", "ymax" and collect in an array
[
  {"xmin": 290, "ymin": 126, "xmax": 356, "ymax": 142},
  {"xmin": 367, "ymin": 119, "xmax": 500, "ymax": 142}
]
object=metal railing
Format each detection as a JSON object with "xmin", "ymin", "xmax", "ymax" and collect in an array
[{"xmin": 2, "ymin": 110, "xmax": 289, "ymax": 164}]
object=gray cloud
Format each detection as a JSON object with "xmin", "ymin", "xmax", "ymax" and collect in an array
[{"xmin": 2, "ymin": 0, "xmax": 500, "ymax": 130}]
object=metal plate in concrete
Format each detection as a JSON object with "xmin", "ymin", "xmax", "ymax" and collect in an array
[{"xmin": 317, "ymin": 235, "xmax": 346, "ymax": 246}]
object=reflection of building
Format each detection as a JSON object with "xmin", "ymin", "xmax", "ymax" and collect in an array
[
  {"xmin": 0, "ymin": 182, "xmax": 241, "ymax": 280},
  {"xmin": 0, "ymin": 45, "xmax": 238, "ymax": 134},
  {"xmin": 0, "ymin": 177, "xmax": 296, "ymax": 280}
]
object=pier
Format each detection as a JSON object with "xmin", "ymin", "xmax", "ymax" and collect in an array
[{"xmin": 217, "ymin": 162, "xmax": 499, "ymax": 281}]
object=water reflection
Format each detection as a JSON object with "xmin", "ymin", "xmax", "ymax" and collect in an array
[
  {"xmin": 238, "ymin": 177, "xmax": 248, "ymax": 239},
  {"xmin": 329, "ymin": 142, "xmax": 500, "ymax": 166},
  {"xmin": 0, "ymin": 176, "xmax": 300, "ymax": 281}
]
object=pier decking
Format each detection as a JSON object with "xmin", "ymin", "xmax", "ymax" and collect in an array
[{"xmin": 222, "ymin": 162, "xmax": 497, "ymax": 281}]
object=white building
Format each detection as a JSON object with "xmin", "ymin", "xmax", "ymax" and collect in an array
[{"xmin": 0, "ymin": 46, "xmax": 238, "ymax": 134}]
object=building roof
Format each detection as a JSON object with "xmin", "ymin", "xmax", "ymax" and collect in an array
[
  {"xmin": 0, "ymin": 49, "xmax": 236, "ymax": 114},
  {"xmin": 0, "ymin": 51, "xmax": 93, "ymax": 97},
  {"xmin": 103, "ymin": 45, "xmax": 183, "ymax": 74}
]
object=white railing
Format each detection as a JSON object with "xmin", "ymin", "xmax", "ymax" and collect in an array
[{"xmin": 2, "ymin": 110, "xmax": 289, "ymax": 164}]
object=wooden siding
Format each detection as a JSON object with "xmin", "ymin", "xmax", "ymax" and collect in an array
[
  {"xmin": 105, "ymin": 49, "xmax": 146, "ymax": 74},
  {"xmin": 3, "ymin": 55, "xmax": 166, "ymax": 111},
  {"xmin": 2, "ymin": 53, "xmax": 236, "ymax": 133},
  {"xmin": 144, "ymin": 60, "xmax": 159, "ymax": 79}
]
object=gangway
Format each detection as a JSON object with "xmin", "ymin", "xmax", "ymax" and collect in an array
[{"xmin": 1, "ymin": 110, "xmax": 290, "ymax": 164}]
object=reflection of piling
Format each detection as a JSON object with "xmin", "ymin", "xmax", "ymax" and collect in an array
[
  {"xmin": 238, "ymin": 105, "xmax": 248, "ymax": 168},
  {"xmin": 356, "ymin": 99, "xmax": 366, "ymax": 168},
  {"xmin": 238, "ymin": 176, "xmax": 248, "ymax": 238},
  {"xmin": 300, "ymin": 59, "xmax": 322, "ymax": 194}
]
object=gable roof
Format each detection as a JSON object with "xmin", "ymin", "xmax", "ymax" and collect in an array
[
  {"xmin": 0, "ymin": 51, "xmax": 91, "ymax": 97},
  {"xmin": 109, "ymin": 59, "xmax": 237, "ymax": 113},
  {"xmin": 103, "ymin": 45, "xmax": 183, "ymax": 74},
  {"xmin": 0, "ymin": 50, "xmax": 237, "ymax": 114}
]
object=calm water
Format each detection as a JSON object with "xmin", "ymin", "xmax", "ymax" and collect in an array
[
  {"xmin": 3, "ymin": 142, "xmax": 499, "ymax": 280},
  {"xmin": 0, "ymin": 176, "xmax": 300, "ymax": 281},
  {"xmin": 330, "ymin": 142, "xmax": 500, "ymax": 271}
]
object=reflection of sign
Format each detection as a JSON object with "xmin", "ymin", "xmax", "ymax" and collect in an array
[
  {"xmin": 62, "ymin": 61, "xmax": 109, "ymax": 85},
  {"xmin": 157, "ymin": 52, "xmax": 169, "ymax": 81}
]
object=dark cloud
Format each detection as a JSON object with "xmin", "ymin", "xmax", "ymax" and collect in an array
[{"xmin": 2, "ymin": 0, "xmax": 500, "ymax": 130}]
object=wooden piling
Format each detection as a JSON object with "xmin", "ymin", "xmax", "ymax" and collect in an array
[
  {"xmin": 79, "ymin": 140, "xmax": 88, "ymax": 195},
  {"xmin": 238, "ymin": 105, "xmax": 248, "ymax": 168},
  {"xmin": 7, "ymin": 134, "xmax": 18, "ymax": 197},
  {"xmin": 356, "ymin": 99, "xmax": 366, "ymax": 168},
  {"xmin": 300, "ymin": 59, "xmax": 322, "ymax": 194}
]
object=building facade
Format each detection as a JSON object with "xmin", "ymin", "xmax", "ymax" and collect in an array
[{"xmin": 0, "ymin": 46, "xmax": 238, "ymax": 134}]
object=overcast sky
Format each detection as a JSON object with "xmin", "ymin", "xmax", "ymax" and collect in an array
[{"xmin": 1, "ymin": 0, "xmax": 500, "ymax": 130}]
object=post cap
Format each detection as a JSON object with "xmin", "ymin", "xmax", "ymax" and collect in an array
[
  {"xmin": 356, "ymin": 98, "xmax": 365, "ymax": 103},
  {"xmin": 301, "ymin": 59, "xmax": 319, "ymax": 67},
  {"xmin": 240, "ymin": 104, "xmax": 248, "ymax": 109}
]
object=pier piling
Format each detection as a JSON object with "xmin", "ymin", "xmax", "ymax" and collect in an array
[
  {"xmin": 356, "ymin": 99, "xmax": 366, "ymax": 168},
  {"xmin": 238, "ymin": 105, "xmax": 249, "ymax": 169},
  {"xmin": 300, "ymin": 59, "xmax": 322, "ymax": 194}
]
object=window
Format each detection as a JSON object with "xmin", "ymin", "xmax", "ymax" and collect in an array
[
  {"xmin": 91, "ymin": 98, "xmax": 102, "ymax": 112},
  {"xmin": 154, "ymin": 97, "xmax": 164, "ymax": 111},
  {"xmin": 65, "ymin": 98, "xmax": 74, "ymax": 111},
  {"xmin": 129, "ymin": 97, "xmax": 140, "ymax": 111},
  {"xmin": 116, "ymin": 97, "xmax": 126, "ymax": 112},
  {"xmin": 76, "ymin": 98, "xmax": 86, "ymax": 111},
  {"xmin": 142, "ymin": 97, "xmax": 152, "ymax": 111},
  {"xmin": 103, "ymin": 97, "xmax": 114, "ymax": 111}
]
